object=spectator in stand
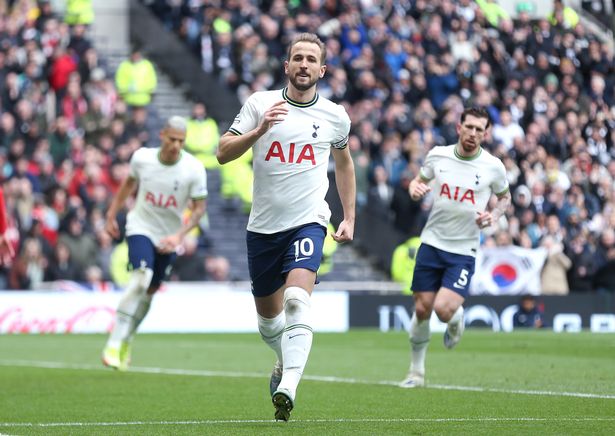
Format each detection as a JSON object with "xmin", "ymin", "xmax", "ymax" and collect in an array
[
  {"xmin": 540, "ymin": 235, "xmax": 572, "ymax": 295},
  {"xmin": 8, "ymin": 237, "xmax": 47, "ymax": 289},
  {"xmin": 185, "ymin": 102, "xmax": 220, "ymax": 169},
  {"xmin": 64, "ymin": 0, "xmax": 94, "ymax": 28},
  {"xmin": 57, "ymin": 209, "xmax": 98, "ymax": 274},
  {"xmin": 45, "ymin": 239, "xmax": 79, "ymax": 281},
  {"xmin": 48, "ymin": 46, "xmax": 78, "ymax": 97},
  {"xmin": 115, "ymin": 47, "xmax": 157, "ymax": 110},
  {"xmin": 513, "ymin": 295, "xmax": 544, "ymax": 328}
]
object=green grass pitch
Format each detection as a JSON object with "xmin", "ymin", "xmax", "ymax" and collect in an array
[{"xmin": 1, "ymin": 330, "xmax": 614, "ymax": 435}]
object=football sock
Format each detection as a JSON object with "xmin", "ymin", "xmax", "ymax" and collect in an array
[
  {"xmin": 278, "ymin": 286, "xmax": 313, "ymax": 399},
  {"xmin": 129, "ymin": 293, "xmax": 153, "ymax": 340},
  {"xmin": 258, "ymin": 311, "xmax": 286, "ymax": 364},
  {"xmin": 409, "ymin": 311, "xmax": 430, "ymax": 375},
  {"xmin": 107, "ymin": 268, "xmax": 153, "ymax": 348},
  {"xmin": 448, "ymin": 305, "xmax": 464, "ymax": 329}
]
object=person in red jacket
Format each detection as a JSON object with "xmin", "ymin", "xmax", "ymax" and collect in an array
[{"xmin": 0, "ymin": 188, "xmax": 15, "ymax": 265}]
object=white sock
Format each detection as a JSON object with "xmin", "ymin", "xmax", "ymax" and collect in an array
[
  {"xmin": 278, "ymin": 286, "xmax": 313, "ymax": 400},
  {"xmin": 107, "ymin": 268, "xmax": 153, "ymax": 348},
  {"xmin": 129, "ymin": 293, "xmax": 153, "ymax": 340},
  {"xmin": 257, "ymin": 311, "xmax": 286, "ymax": 364},
  {"xmin": 409, "ymin": 312, "xmax": 430, "ymax": 376},
  {"xmin": 448, "ymin": 306, "xmax": 464, "ymax": 332}
]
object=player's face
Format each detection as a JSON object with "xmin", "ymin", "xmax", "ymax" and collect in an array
[
  {"xmin": 457, "ymin": 114, "xmax": 489, "ymax": 155},
  {"xmin": 285, "ymin": 41, "xmax": 326, "ymax": 92},
  {"xmin": 160, "ymin": 127, "xmax": 186, "ymax": 162}
]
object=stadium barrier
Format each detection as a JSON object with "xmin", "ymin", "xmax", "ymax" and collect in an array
[
  {"xmin": 2, "ymin": 283, "xmax": 614, "ymax": 333},
  {"xmin": 350, "ymin": 294, "xmax": 615, "ymax": 333},
  {"xmin": 0, "ymin": 283, "xmax": 347, "ymax": 334}
]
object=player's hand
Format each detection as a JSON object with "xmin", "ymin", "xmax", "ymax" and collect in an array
[
  {"xmin": 257, "ymin": 100, "xmax": 288, "ymax": 135},
  {"xmin": 105, "ymin": 217, "xmax": 120, "ymax": 239},
  {"xmin": 157, "ymin": 234, "xmax": 181, "ymax": 254},
  {"xmin": 476, "ymin": 211, "xmax": 494, "ymax": 229},
  {"xmin": 331, "ymin": 219, "xmax": 354, "ymax": 243},
  {"xmin": 409, "ymin": 180, "xmax": 431, "ymax": 201}
]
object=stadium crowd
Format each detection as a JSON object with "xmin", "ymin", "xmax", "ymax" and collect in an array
[
  {"xmin": 151, "ymin": 0, "xmax": 614, "ymax": 293},
  {"xmin": 0, "ymin": 0, "xmax": 224, "ymax": 290},
  {"xmin": 0, "ymin": 0, "xmax": 614, "ymax": 294}
]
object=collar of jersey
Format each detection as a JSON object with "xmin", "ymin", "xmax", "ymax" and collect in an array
[
  {"xmin": 454, "ymin": 144, "xmax": 482, "ymax": 161},
  {"xmin": 158, "ymin": 150, "xmax": 183, "ymax": 166},
  {"xmin": 282, "ymin": 87, "xmax": 319, "ymax": 107}
]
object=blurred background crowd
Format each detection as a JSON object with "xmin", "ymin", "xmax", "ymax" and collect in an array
[{"xmin": 0, "ymin": 0, "xmax": 614, "ymax": 294}]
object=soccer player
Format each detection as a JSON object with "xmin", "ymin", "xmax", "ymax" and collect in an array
[
  {"xmin": 0, "ymin": 187, "xmax": 15, "ymax": 265},
  {"xmin": 400, "ymin": 107, "xmax": 510, "ymax": 388},
  {"xmin": 102, "ymin": 116, "xmax": 207, "ymax": 371},
  {"xmin": 217, "ymin": 33, "xmax": 355, "ymax": 421}
]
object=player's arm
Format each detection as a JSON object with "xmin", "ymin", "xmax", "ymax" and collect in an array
[
  {"xmin": 176, "ymin": 198, "xmax": 207, "ymax": 240},
  {"xmin": 157, "ymin": 198, "xmax": 207, "ymax": 254},
  {"xmin": 217, "ymin": 100, "xmax": 288, "ymax": 164},
  {"xmin": 409, "ymin": 174, "xmax": 432, "ymax": 201},
  {"xmin": 476, "ymin": 189, "xmax": 511, "ymax": 229},
  {"xmin": 491, "ymin": 189, "xmax": 511, "ymax": 221},
  {"xmin": 331, "ymin": 147, "xmax": 356, "ymax": 243},
  {"xmin": 105, "ymin": 176, "xmax": 137, "ymax": 239}
]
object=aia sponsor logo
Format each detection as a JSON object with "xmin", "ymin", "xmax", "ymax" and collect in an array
[
  {"xmin": 145, "ymin": 191, "xmax": 178, "ymax": 208},
  {"xmin": 439, "ymin": 183, "xmax": 475, "ymax": 204},
  {"xmin": 265, "ymin": 141, "xmax": 316, "ymax": 165}
]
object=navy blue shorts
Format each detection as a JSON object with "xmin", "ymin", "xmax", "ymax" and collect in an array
[
  {"xmin": 127, "ymin": 235, "xmax": 176, "ymax": 287},
  {"xmin": 411, "ymin": 243, "xmax": 476, "ymax": 297},
  {"xmin": 247, "ymin": 223, "xmax": 326, "ymax": 297}
]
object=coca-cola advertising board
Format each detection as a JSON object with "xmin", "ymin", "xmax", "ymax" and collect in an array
[{"xmin": 0, "ymin": 286, "xmax": 349, "ymax": 334}]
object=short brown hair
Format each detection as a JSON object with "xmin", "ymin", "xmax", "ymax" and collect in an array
[
  {"xmin": 460, "ymin": 107, "xmax": 491, "ymax": 129},
  {"xmin": 287, "ymin": 33, "xmax": 326, "ymax": 64}
]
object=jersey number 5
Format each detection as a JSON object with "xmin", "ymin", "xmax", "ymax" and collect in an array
[{"xmin": 453, "ymin": 269, "xmax": 469, "ymax": 290}]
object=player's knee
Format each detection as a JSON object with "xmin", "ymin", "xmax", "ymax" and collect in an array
[
  {"xmin": 137, "ymin": 268, "xmax": 154, "ymax": 290},
  {"xmin": 413, "ymin": 299, "xmax": 432, "ymax": 320},
  {"xmin": 283, "ymin": 286, "xmax": 311, "ymax": 315},
  {"xmin": 433, "ymin": 302, "xmax": 456, "ymax": 323},
  {"xmin": 414, "ymin": 305, "xmax": 431, "ymax": 320}
]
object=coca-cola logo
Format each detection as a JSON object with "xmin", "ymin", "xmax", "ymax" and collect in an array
[{"xmin": 0, "ymin": 306, "xmax": 115, "ymax": 333}]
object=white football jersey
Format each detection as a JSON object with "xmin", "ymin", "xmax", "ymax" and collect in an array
[
  {"xmin": 419, "ymin": 144, "xmax": 508, "ymax": 257},
  {"xmin": 125, "ymin": 147, "xmax": 208, "ymax": 245},
  {"xmin": 229, "ymin": 88, "xmax": 350, "ymax": 233}
]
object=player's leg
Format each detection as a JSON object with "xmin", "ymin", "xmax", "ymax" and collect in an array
[
  {"xmin": 400, "ymin": 291, "xmax": 436, "ymax": 388},
  {"xmin": 120, "ymin": 250, "xmax": 176, "ymax": 367},
  {"xmin": 436, "ymin": 253, "xmax": 475, "ymax": 349},
  {"xmin": 400, "ymin": 244, "xmax": 441, "ymax": 388},
  {"xmin": 272, "ymin": 223, "xmax": 325, "ymax": 421},
  {"xmin": 254, "ymin": 290, "xmax": 285, "ymax": 396},
  {"xmin": 103, "ymin": 235, "xmax": 155, "ymax": 370},
  {"xmin": 435, "ymin": 288, "xmax": 465, "ymax": 349},
  {"xmin": 130, "ymin": 251, "xmax": 175, "ymax": 336},
  {"xmin": 248, "ymin": 230, "xmax": 288, "ymax": 398}
]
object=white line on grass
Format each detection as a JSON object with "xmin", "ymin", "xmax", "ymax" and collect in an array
[
  {"xmin": 1, "ymin": 359, "xmax": 615, "ymax": 401},
  {"xmin": 2, "ymin": 417, "xmax": 615, "ymax": 428}
]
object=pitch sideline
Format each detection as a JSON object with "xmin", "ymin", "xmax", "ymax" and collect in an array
[{"xmin": 1, "ymin": 359, "xmax": 614, "ymax": 401}]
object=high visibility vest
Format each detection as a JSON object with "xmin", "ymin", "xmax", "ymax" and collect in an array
[
  {"xmin": 185, "ymin": 118, "xmax": 220, "ymax": 168},
  {"xmin": 115, "ymin": 59, "xmax": 158, "ymax": 107},
  {"xmin": 391, "ymin": 237, "xmax": 421, "ymax": 295},
  {"xmin": 65, "ymin": 0, "xmax": 94, "ymax": 25}
]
